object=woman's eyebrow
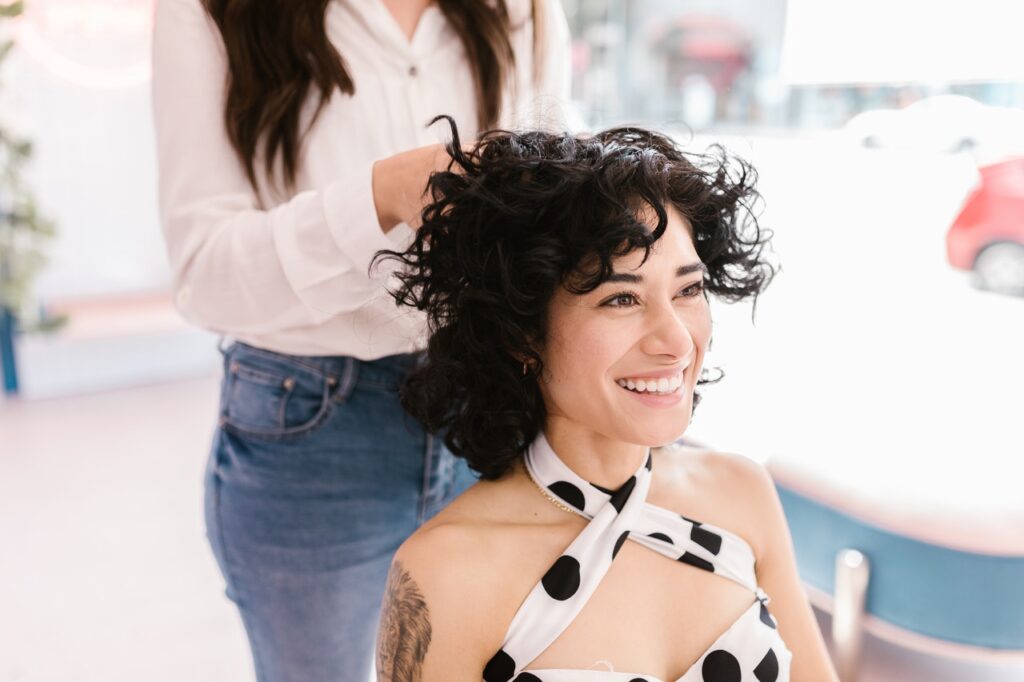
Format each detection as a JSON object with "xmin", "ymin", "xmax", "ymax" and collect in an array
[{"xmin": 605, "ymin": 262, "xmax": 707, "ymax": 283}]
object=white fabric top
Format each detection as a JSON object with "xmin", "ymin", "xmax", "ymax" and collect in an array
[
  {"xmin": 482, "ymin": 432, "xmax": 793, "ymax": 682},
  {"xmin": 152, "ymin": 0, "xmax": 575, "ymax": 357}
]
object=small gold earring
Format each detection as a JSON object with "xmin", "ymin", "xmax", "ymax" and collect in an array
[{"xmin": 522, "ymin": 361, "xmax": 528, "ymax": 376}]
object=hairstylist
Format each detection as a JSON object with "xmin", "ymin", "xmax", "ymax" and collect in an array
[{"xmin": 150, "ymin": 1, "xmax": 572, "ymax": 680}]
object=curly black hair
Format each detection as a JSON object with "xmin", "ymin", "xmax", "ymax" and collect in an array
[{"xmin": 372, "ymin": 115, "xmax": 776, "ymax": 481}]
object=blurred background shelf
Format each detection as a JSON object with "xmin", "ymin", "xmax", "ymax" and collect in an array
[{"xmin": 1, "ymin": 291, "xmax": 220, "ymax": 402}]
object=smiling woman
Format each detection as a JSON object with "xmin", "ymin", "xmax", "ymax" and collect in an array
[
  {"xmin": 373, "ymin": 115, "xmax": 775, "ymax": 481},
  {"xmin": 370, "ymin": 117, "xmax": 839, "ymax": 682}
]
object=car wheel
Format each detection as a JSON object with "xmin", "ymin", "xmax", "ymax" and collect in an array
[{"xmin": 973, "ymin": 241, "xmax": 1024, "ymax": 296}]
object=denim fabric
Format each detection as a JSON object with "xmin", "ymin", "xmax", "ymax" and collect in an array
[{"xmin": 204, "ymin": 340, "xmax": 479, "ymax": 682}]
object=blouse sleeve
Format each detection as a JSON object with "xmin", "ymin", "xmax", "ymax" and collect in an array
[{"xmin": 151, "ymin": 0, "xmax": 395, "ymax": 336}]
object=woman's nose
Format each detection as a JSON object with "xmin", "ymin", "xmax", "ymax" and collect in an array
[{"xmin": 639, "ymin": 303, "xmax": 696, "ymax": 359}]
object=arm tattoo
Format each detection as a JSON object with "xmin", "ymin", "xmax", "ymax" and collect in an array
[{"xmin": 377, "ymin": 559, "xmax": 432, "ymax": 682}]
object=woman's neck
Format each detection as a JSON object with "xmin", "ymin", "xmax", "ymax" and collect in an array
[{"xmin": 542, "ymin": 417, "xmax": 650, "ymax": 490}]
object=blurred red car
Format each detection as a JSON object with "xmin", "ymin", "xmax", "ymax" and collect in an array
[{"xmin": 946, "ymin": 157, "xmax": 1024, "ymax": 296}]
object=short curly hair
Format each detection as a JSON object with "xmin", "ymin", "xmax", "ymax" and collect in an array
[{"xmin": 372, "ymin": 115, "xmax": 776, "ymax": 481}]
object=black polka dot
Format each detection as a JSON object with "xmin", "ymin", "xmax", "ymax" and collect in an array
[
  {"xmin": 678, "ymin": 551, "xmax": 715, "ymax": 573},
  {"xmin": 645, "ymin": 452, "xmax": 653, "ymax": 470},
  {"xmin": 701, "ymin": 649, "xmax": 741, "ymax": 682},
  {"xmin": 759, "ymin": 602, "xmax": 777, "ymax": 629},
  {"xmin": 690, "ymin": 522, "xmax": 723, "ymax": 555},
  {"xmin": 548, "ymin": 481, "xmax": 586, "ymax": 511},
  {"xmin": 541, "ymin": 555, "xmax": 581, "ymax": 600},
  {"xmin": 612, "ymin": 530, "xmax": 630, "ymax": 558},
  {"xmin": 483, "ymin": 649, "xmax": 516, "ymax": 682},
  {"xmin": 590, "ymin": 481, "xmax": 615, "ymax": 495},
  {"xmin": 609, "ymin": 475, "xmax": 636, "ymax": 513},
  {"xmin": 648, "ymin": 531, "xmax": 674, "ymax": 544},
  {"xmin": 512, "ymin": 674, "xmax": 543, "ymax": 682},
  {"xmin": 754, "ymin": 648, "xmax": 779, "ymax": 682}
]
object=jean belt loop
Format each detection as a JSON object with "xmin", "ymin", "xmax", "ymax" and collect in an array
[{"xmin": 217, "ymin": 335, "xmax": 233, "ymax": 356}]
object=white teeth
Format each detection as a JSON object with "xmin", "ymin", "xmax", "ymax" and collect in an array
[{"xmin": 616, "ymin": 371, "xmax": 686, "ymax": 395}]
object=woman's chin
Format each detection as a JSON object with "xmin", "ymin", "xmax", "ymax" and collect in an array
[{"xmin": 621, "ymin": 416, "xmax": 692, "ymax": 449}]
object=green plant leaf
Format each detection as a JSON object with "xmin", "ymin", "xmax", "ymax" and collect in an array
[
  {"xmin": 0, "ymin": 0, "xmax": 59, "ymax": 333},
  {"xmin": 12, "ymin": 139, "xmax": 31, "ymax": 158},
  {"xmin": 0, "ymin": 1, "xmax": 25, "ymax": 19}
]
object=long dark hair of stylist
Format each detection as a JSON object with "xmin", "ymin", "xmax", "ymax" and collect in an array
[{"xmin": 202, "ymin": 0, "xmax": 549, "ymax": 194}]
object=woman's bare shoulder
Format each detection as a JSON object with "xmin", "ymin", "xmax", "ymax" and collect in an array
[
  {"xmin": 379, "ymin": 473, "xmax": 570, "ymax": 680},
  {"xmin": 379, "ymin": 515, "xmax": 507, "ymax": 680},
  {"xmin": 401, "ymin": 469, "xmax": 581, "ymax": 579},
  {"xmin": 652, "ymin": 442, "xmax": 776, "ymax": 562},
  {"xmin": 657, "ymin": 445, "xmax": 839, "ymax": 679},
  {"xmin": 393, "ymin": 477, "xmax": 525, "ymax": 612}
]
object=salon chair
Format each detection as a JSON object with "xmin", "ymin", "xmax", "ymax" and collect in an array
[{"xmin": 766, "ymin": 457, "xmax": 1024, "ymax": 682}]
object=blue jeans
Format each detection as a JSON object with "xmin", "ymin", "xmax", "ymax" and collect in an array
[{"xmin": 204, "ymin": 340, "xmax": 479, "ymax": 682}]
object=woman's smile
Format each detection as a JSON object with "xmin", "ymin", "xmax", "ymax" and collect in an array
[{"xmin": 614, "ymin": 368, "xmax": 687, "ymax": 407}]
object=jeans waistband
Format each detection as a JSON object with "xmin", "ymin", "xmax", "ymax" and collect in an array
[{"xmin": 221, "ymin": 339, "xmax": 423, "ymax": 387}]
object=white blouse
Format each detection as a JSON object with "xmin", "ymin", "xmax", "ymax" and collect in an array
[{"xmin": 152, "ymin": 0, "xmax": 575, "ymax": 358}]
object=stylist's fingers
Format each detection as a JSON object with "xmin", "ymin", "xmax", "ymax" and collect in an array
[
  {"xmin": 372, "ymin": 142, "xmax": 469, "ymax": 233},
  {"xmin": 407, "ymin": 142, "xmax": 465, "ymax": 232}
]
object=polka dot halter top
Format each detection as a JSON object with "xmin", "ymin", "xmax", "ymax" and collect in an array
[{"xmin": 483, "ymin": 432, "xmax": 793, "ymax": 682}]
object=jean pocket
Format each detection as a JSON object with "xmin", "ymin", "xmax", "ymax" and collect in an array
[{"xmin": 219, "ymin": 355, "xmax": 338, "ymax": 442}]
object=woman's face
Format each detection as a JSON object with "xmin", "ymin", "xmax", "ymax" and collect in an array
[{"xmin": 538, "ymin": 203, "xmax": 712, "ymax": 447}]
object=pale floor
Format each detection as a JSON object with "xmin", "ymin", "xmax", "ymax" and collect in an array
[{"xmin": 3, "ymin": 374, "xmax": 1024, "ymax": 682}]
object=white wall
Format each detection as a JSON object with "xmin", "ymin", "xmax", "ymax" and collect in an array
[{"xmin": 2, "ymin": 0, "xmax": 168, "ymax": 301}]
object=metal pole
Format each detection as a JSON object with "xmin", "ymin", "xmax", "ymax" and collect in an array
[{"xmin": 833, "ymin": 548, "xmax": 870, "ymax": 682}]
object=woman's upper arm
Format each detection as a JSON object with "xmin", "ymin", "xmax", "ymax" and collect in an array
[
  {"xmin": 377, "ymin": 524, "xmax": 497, "ymax": 682},
  {"xmin": 734, "ymin": 455, "xmax": 840, "ymax": 682},
  {"xmin": 151, "ymin": 0, "xmax": 393, "ymax": 335}
]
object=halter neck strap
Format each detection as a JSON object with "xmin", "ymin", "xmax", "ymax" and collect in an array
[{"xmin": 483, "ymin": 432, "xmax": 759, "ymax": 682}]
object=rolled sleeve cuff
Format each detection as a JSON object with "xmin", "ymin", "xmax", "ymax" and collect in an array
[{"xmin": 323, "ymin": 159, "xmax": 398, "ymax": 281}]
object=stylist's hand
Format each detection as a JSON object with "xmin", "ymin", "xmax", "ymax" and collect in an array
[{"xmin": 372, "ymin": 143, "xmax": 460, "ymax": 234}]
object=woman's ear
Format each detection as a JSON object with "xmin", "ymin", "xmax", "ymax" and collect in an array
[
  {"xmin": 511, "ymin": 352, "xmax": 534, "ymax": 375},
  {"xmin": 511, "ymin": 337, "xmax": 542, "ymax": 376}
]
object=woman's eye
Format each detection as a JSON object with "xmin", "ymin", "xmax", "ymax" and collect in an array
[
  {"xmin": 604, "ymin": 292, "xmax": 638, "ymax": 307},
  {"xmin": 602, "ymin": 282, "xmax": 704, "ymax": 307},
  {"xmin": 682, "ymin": 282, "xmax": 705, "ymax": 297}
]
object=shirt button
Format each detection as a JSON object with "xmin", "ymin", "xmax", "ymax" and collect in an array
[
  {"xmin": 176, "ymin": 285, "xmax": 191, "ymax": 308},
  {"xmin": 408, "ymin": 65, "xmax": 418, "ymax": 77}
]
